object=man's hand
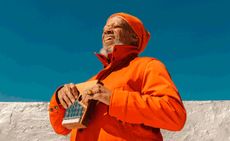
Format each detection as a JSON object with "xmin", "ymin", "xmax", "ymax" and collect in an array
[
  {"xmin": 83, "ymin": 84, "xmax": 111, "ymax": 105},
  {"xmin": 57, "ymin": 83, "xmax": 79, "ymax": 109}
]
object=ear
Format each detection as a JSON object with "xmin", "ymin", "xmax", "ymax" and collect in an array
[
  {"xmin": 130, "ymin": 33, "xmax": 139, "ymax": 46},
  {"xmin": 132, "ymin": 33, "xmax": 139, "ymax": 42},
  {"xmin": 132, "ymin": 34, "xmax": 138, "ymax": 39}
]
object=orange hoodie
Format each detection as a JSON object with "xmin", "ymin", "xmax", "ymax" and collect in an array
[{"xmin": 49, "ymin": 13, "xmax": 186, "ymax": 141}]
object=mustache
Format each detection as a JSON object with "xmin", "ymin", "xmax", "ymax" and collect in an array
[{"xmin": 103, "ymin": 35, "xmax": 114, "ymax": 40}]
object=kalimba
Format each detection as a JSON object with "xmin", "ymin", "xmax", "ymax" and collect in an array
[{"xmin": 62, "ymin": 80, "xmax": 98, "ymax": 129}]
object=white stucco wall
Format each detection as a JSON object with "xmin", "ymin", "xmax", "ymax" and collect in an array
[{"xmin": 0, "ymin": 101, "xmax": 229, "ymax": 141}]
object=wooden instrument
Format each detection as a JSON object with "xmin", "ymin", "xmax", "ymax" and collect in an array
[{"xmin": 62, "ymin": 80, "xmax": 98, "ymax": 129}]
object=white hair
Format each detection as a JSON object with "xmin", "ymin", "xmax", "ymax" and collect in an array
[{"xmin": 100, "ymin": 38, "xmax": 124, "ymax": 57}]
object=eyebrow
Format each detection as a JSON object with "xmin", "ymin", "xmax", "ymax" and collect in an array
[{"xmin": 103, "ymin": 21, "xmax": 128, "ymax": 30}]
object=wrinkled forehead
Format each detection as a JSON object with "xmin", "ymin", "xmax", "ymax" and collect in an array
[{"xmin": 105, "ymin": 16, "xmax": 128, "ymax": 27}]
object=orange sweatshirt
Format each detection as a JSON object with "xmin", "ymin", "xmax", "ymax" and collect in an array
[{"xmin": 49, "ymin": 13, "xmax": 186, "ymax": 141}]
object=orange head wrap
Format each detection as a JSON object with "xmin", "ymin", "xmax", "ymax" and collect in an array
[{"xmin": 108, "ymin": 12, "xmax": 151, "ymax": 53}]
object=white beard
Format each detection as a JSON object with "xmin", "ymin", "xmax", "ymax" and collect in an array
[
  {"xmin": 99, "ymin": 47, "xmax": 110, "ymax": 57},
  {"xmin": 100, "ymin": 39, "xmax": 124, "ymax": 57}
]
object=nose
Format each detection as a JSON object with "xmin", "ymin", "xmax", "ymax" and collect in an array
[{"xmin": 104, "ymin": 28, "xmax": 113, "ymax": 35}]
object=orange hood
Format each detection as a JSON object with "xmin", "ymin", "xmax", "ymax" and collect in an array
[{"xmin": 108, "ymin": 12, "xmax": 150, "ymax": 53}]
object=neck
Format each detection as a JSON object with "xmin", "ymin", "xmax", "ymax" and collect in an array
[{"xmin": 96, "ymin": 45, "xmax": 139, "ymax": 68}]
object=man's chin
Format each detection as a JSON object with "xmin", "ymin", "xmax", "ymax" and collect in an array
[
  {"xmin": 100, "ymin": 48, "xmax": 109, "ymax": 57},
  {"xmin": 100, "ymin": 46, "xmax": 114, "ymax": 57}
]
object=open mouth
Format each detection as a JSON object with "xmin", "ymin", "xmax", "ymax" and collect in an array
[
  {"xmin": 104, "ymin": 36, "xmax": 114, "ymax": 42},
  {"xmin": 104, "ymin": 36, "xmax": 114, "ymax": 41}
]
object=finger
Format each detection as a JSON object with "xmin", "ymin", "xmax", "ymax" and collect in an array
[
  {"xmin": 58, "ymin": 91, "xmax": 68, "ymax": 109},
  {"xmin": 57, "ymin": 90, "xmax": 68, "ymax": 109},
  {"xmin": 69, "ymin": 83, "xmax": 79, "ymax": 99},
  {"xmin": 79, "ymin": 94, "xmax": 92, "ymax": 107},
  {"xmin": 90, "ymin": 84, "xmax": 102, "ymax": 94},
  {"xmin": 84, "ymin": 95, "xmax": 92, "ymax": 103},
  {"xmin": 64, "ymin": 85, "xmax": 75, "ymax": 104},
  {"xmin": 66, "ymin": 90, "xmax": 76, "ymax": 104},
  {"xmin": 62, "ymin": 93, "xmax": 72, "ymax": 108},
  {"xmin": 95, "ymin": 84, "xmax": 101, "ymax": 93},
  {"xmin": 88, "ymin": 90, "xmax": 104, "ymax": 100},
  {"xmin": 83, "ymin": 85, "xmax": 103, "ymax": 98},
  {"xmin": 59, "ymin": 98, "xmax": 68, "ymax": 109},
  {"xmin": 63, "ymin": 88, "xmax": 73, "ymax": 107},
  {"xmin": 96, "ymin": 84, "xmax": 106, "ymax": 94},
  {"xmin": 84, "ymin": 89, "xmax": 94, "ymax": 96},
  {"xmin": 89, "ymin": 92, "xmax": 109, "ymax": 105}
]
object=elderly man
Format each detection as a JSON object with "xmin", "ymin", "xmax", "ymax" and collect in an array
[{"xmin": 49, "ymin": 12, "xmax": 186, "ymax": 141}]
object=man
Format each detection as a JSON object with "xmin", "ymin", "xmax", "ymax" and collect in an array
[{"xmin": 49, "ymin": 12, "xmax": 186, "ymax": 141}]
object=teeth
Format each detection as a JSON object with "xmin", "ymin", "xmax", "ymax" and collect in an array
[{"xmin": 105, "ymin": 37, "xmax": 112, "ymax": 41}]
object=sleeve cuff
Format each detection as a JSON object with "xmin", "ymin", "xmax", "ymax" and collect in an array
[
  {"xmin": 108, "ymin": 88, "xmax": 129, "ymax": 121},
  {"xmin": 49, "ymin": 86, "xmax": 65, "ymax": 112}
]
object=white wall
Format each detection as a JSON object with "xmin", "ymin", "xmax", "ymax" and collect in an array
[{"xmin": 0, "ymin": 101, "xmax": 229, "ymax": 141}]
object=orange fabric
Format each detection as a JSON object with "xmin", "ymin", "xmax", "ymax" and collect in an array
[
  {"xmin": 49, "ymin": 90, "xmax": 71, "ymax": 135},
  {"xmin": 49, "ymin": 12, "xmax": 186, "ymax": 141}
]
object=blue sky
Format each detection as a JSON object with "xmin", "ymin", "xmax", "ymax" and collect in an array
[{"xmin": 0, "ymin": 0, "xmax": 229, "ymax": 101}]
